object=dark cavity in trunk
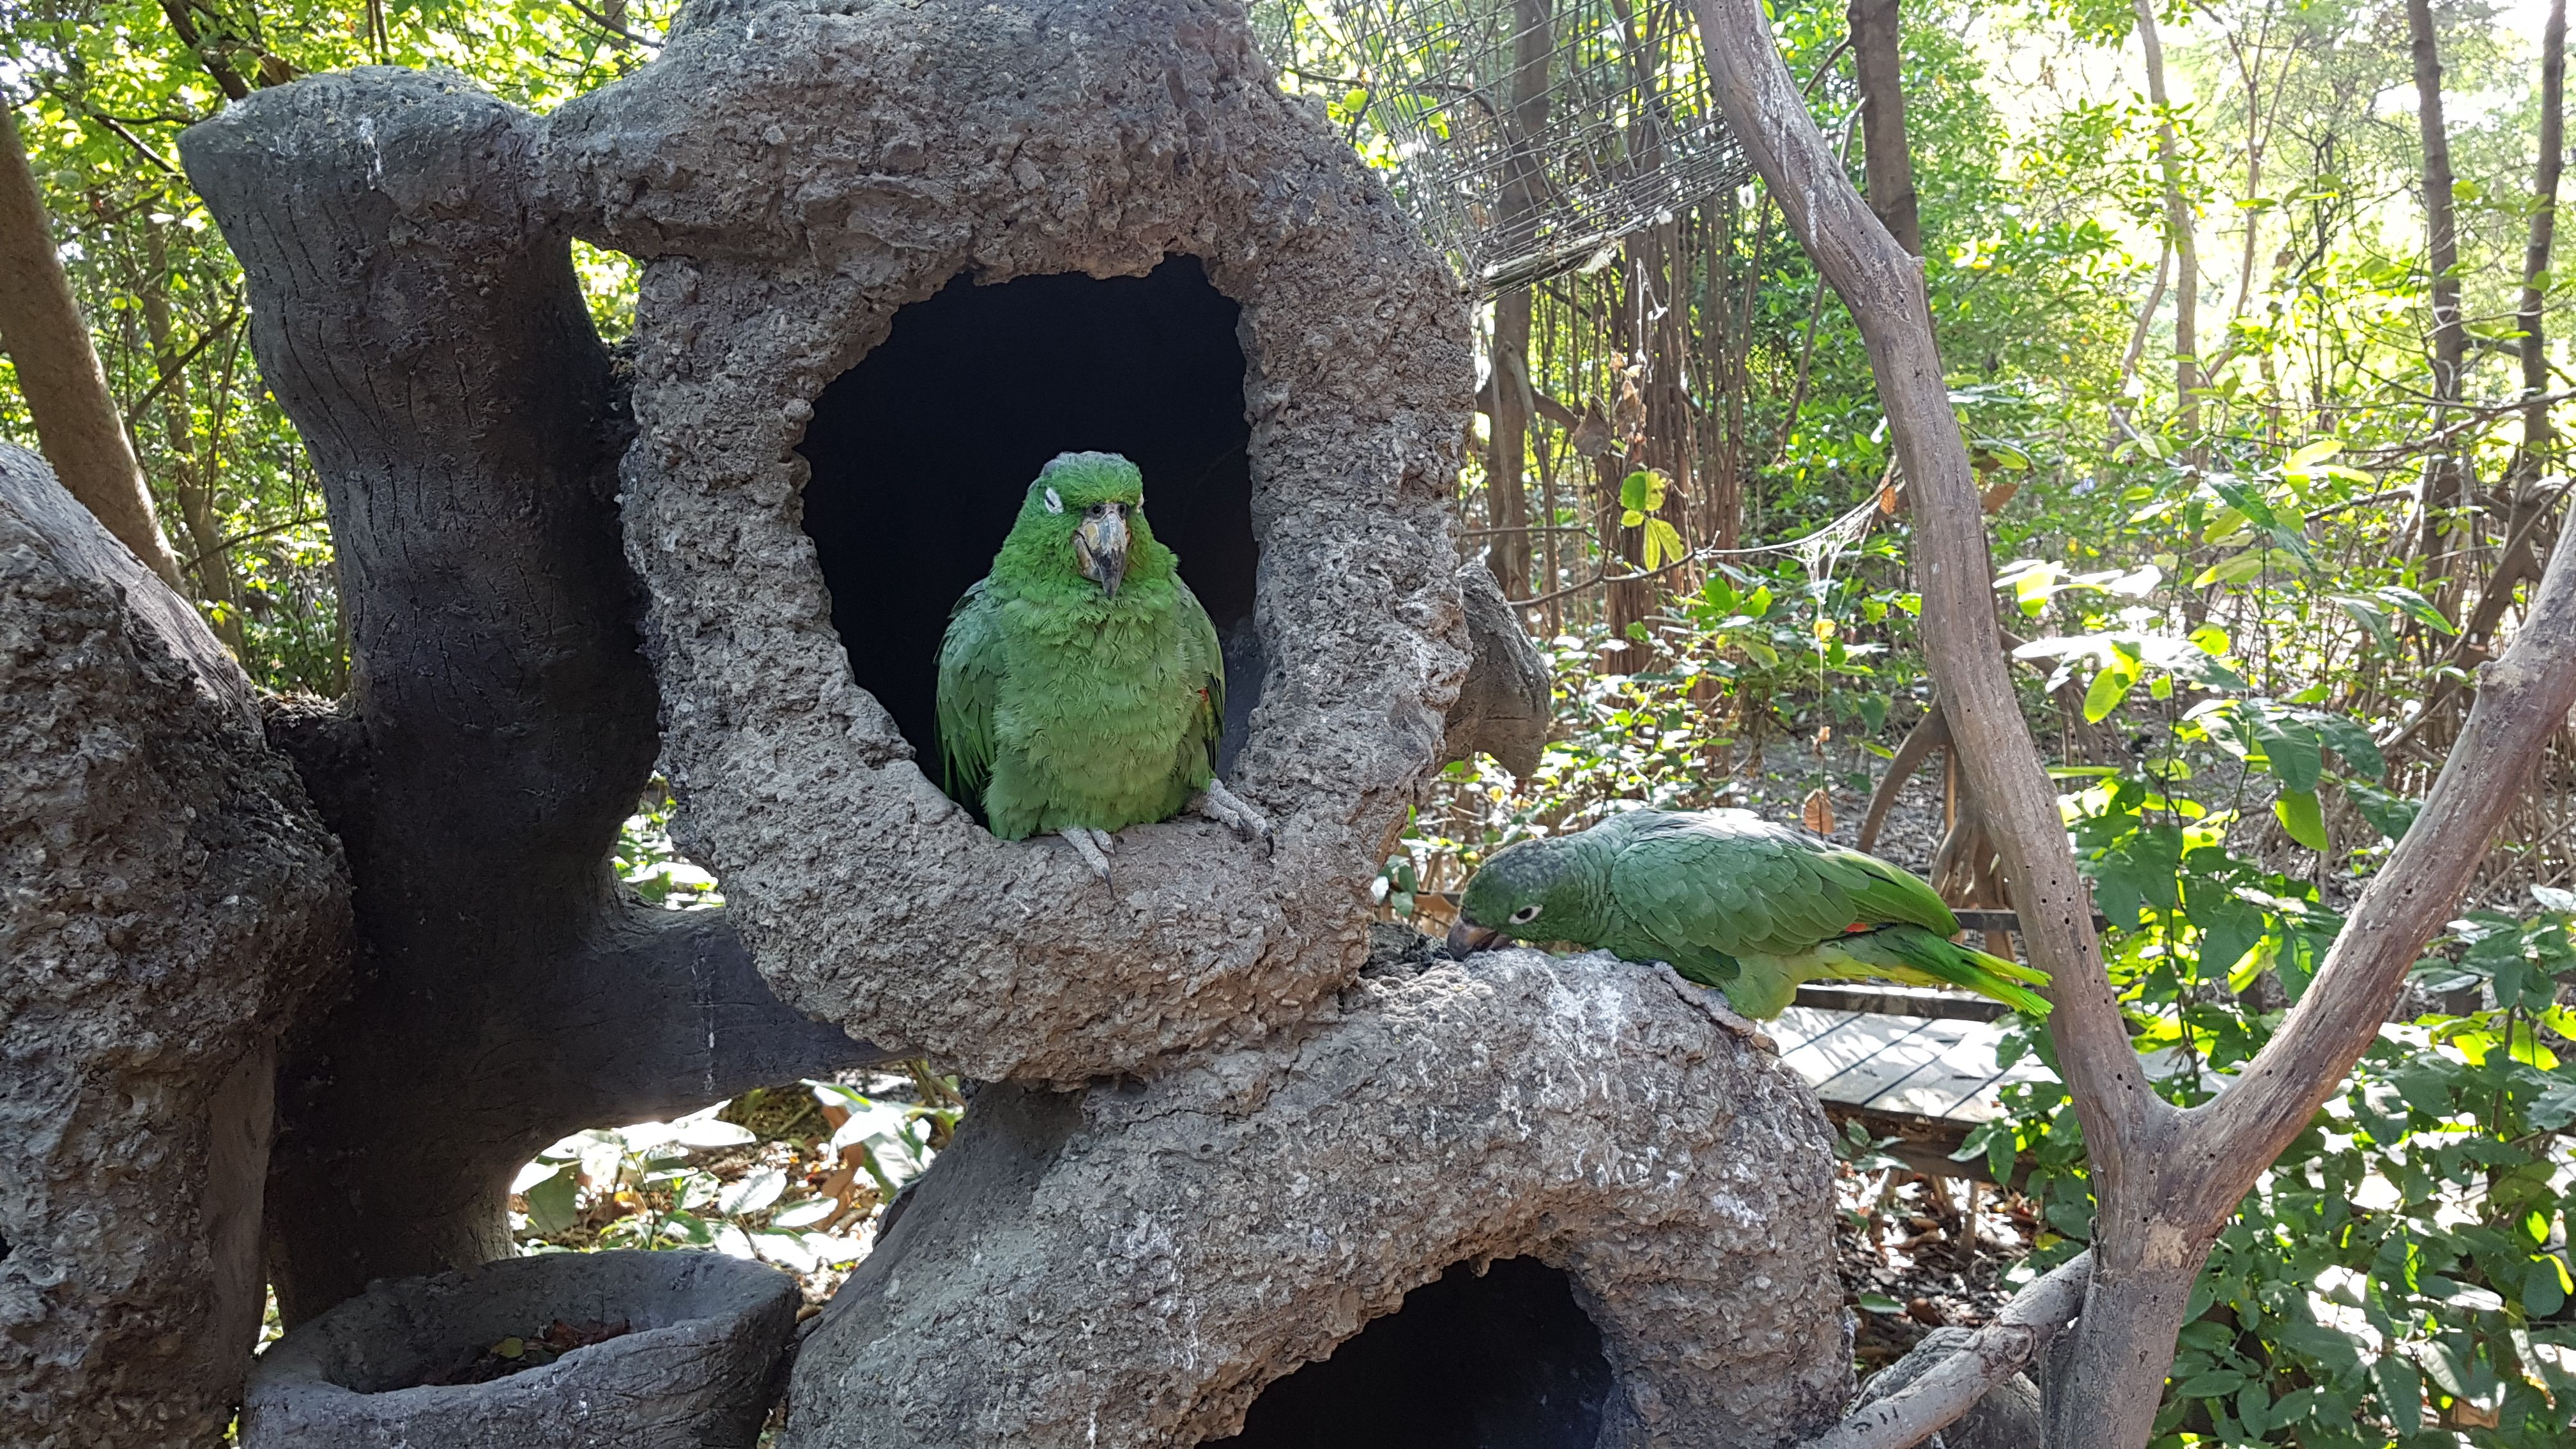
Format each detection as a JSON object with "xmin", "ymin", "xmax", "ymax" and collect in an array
[
  {"xmin": 798, "ymin": 254, "xmax": 1262, "ymax": 785},
  {"xmin": 1204, "ymin": 1256, "xmax": 1615, "ymax": 1448}
]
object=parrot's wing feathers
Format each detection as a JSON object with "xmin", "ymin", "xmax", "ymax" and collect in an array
[
  {"xmin": 1614, "ymin": 813, "xmax": 1940, "ymax": 958},
  {"xmin": 1609, "ymin": 826, "xmax": 1841, "ymax": 958},
  {"xmin": 1172, "ymin": 577, "xmax": 1225, "ymax": 777},
  {"xmin": 1813, "ymin": 845, "xmax": 1961, "ymax": 935},
  {"xmin": 933, "ymin": 579, "xmax": 1002, "ymax": 806}
]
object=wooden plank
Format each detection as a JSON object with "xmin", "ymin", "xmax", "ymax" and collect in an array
[
  {"xmin": 1765, "ymin": 1004, "xmax": 1854, "ymax": 1056},
  {"xmin": 1871, "ymin": 1029, "xmax": 2012, "ymax": 1119},
  {"xmin": 1782, "ymin": 1013, "xmax": 1935, "ymax": 1093},
  {"xmin": 1814, "ymin": 1017, "xmax": 1977, "ymax": 1105},
  {"xmin": 1792, "ymin": 981, "xmax": 2005, "ymax": 1022}
]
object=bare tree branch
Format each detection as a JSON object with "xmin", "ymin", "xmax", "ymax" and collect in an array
[{"xmin": 1795, "ymin": 1252, "xmax": 2092, "ymax": 1449}]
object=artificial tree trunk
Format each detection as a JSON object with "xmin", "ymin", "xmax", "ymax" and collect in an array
[
  {"xmin": 179, "ymin": 69, "xmax": 885, "ymax": 1324},
  {"xmin": 0, "ymin": 3, "xmax": 1823, "ymax": 1443},
  {"xmin": 0, "ymin": 441, "xmax": 348, "ymax": 1448}
]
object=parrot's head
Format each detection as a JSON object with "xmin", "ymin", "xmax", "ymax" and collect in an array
[
  {"xmin": 1016, "ymin": 451, "xmax": 1154, "ymax": 600},
  {"xmin": 1446, "ymin": 834, "xmax": 1607, "ymax": 958}
]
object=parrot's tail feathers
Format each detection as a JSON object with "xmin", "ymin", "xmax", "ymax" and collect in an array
[
  {"xmin": 1867, "ymin": 925, "xmax": 2054, "ymax": 1016},
  {"xmin": 1963, "ymin": 947, "xmax": 2053, "ymax": 988}
]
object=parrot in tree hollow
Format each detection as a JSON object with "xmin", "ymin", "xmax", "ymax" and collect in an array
[
  {"xmin": 1444, "ymin": 808, "xmax": 2051, "ymax": 1038},
  {"xmin": 935, "ymin": 451, "xmax": 1268, "ymax": 880}
]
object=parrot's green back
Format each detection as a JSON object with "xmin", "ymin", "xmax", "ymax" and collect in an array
[
  {"xmin": 934, "ymin": 456, "xmax": 1223, "ymax": 840},
  {"xmin": 1455, "ymin": 808, "xmax": 2050, "ymax": 1020},
  {"xmin": 1593, "ymin": 810, "xmax": 2048, "ymax": 1018}
]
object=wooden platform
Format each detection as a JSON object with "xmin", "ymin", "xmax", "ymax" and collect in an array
[{"xmin": 1771, "ymin": 998, "xmax": 2053, "ymax": 1182}]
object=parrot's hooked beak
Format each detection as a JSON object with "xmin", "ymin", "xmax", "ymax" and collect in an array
[
  {"xmin": 1075, "ymin": 507, "xmax": 1130, "ymax": 599},
  {"xmin": 1446, "ymin": 918, "xmax": 1501, "ymax": 957}
]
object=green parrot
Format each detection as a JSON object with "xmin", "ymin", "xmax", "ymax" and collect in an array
[
  {"xmin": 1445, "ymin": 808, "xmax": 2051, "ymax": 1027},
  {"xmin": 934, "ymin": 451, "xmax": 1267, "ymax": 879}
]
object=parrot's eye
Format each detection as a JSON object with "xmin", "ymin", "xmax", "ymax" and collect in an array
[{"xmin": 1509, "ymin": 905, "xmax": 1542, "ymax": 924}]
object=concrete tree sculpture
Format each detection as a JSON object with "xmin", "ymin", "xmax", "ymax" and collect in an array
[{"xmin": 9, "ymin": 0, "xmax": 1864, "ymax": 1443}]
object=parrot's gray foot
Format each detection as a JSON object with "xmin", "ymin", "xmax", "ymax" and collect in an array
[
  {"xmin": 1706, "ymin": 999, "xmax": 1781, "ymax": 1057},
  {"xmin": 1060, "ymin": 827, "xmax": 1116, "ymax": 882},
  {"xmin": 1657, "ymin": 965, "xmax": 1780, "ymax": 1055},
  {"xmin": 1193, "ymin": 779, "xmax": 1273, "ymax": 852}
]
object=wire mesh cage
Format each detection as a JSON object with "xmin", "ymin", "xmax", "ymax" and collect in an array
[{"xmin": 1302, "ymin": 0, "xmax": 1751, "ymax": 296}]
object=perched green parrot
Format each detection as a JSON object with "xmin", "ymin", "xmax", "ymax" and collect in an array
[
  {"xmin": 1445, "ymin": 808, "xmax": 2051, "ymax": 1028},
  {"xmin": 935, "ymin": 451, "xmax": 1267, "ymax": 878}
]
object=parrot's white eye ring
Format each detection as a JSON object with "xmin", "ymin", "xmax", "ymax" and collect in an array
[
  {"xmin": 1509, "ymin": 905, "xmax": 1542, "ymax": 924},
  {"xmin": 1043, "ymin": 487, "xmax": 1064, "ymax": 514}
]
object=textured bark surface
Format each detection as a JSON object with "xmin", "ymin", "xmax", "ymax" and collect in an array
[
  {"xmin": 0, "ymin": 441, "xmax": 348, "ymax": 1447},
  {"xmin": 544, "ymin": 0, "xmax": 1477, "ymax": 1084},
  {"xmin": 244, "ymin": 1250, "xmax": 801, "ymax": 1448},
  {"xmin": 0, "ymin": 109, "xmax": 185, "ymax": 588},
  {"xmin": 180, "ymin": 68, "xmax": 883, "ymax": 1324},
  {"xmin": 787, "ymin": 942, "xmax": 1852, "ymax": 1449}
]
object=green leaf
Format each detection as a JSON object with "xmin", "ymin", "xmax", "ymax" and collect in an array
[
  {"xmin": 2176, "ymin": 1368, "xmax": 2248, "ymax": 1398},
  {"xmin": 2082, "ymin": 663, "xmax": 2135, "ymax": 721},
  {"xmin": 2523, "ymin": 1255, "xmax": 2570, "ymax": 1316},
  {"xmin": 2526, "ymin": 1078, "xmax": 2576, "ymax": 1131},
  {"xmin": 1619, "ymin": 469, "xmax": 1666, "ymax": 513},
  {"xmin": 2249, "ymin": 710, "xmax": 2322, "ymax": 791},
  {"xmin": 1858, "ymin": 1293, "xmax": 1906, "ymax": 1314},
  {"xmin": 2345, "ymin": 780, "xmax": 2421, "ymax": 841},
  {"xmin": 526, "ymin": 1165, "xmax": 581, "ymax": 1235},
  {"xmin": 2301, "ymin": 711, "xmax": 2386, "ymax": 780},
  {"xmin": 2275, "ymin": 789, "xmax": 2329, "ymax": 850},
  {"xmin": 717, "ymin": 1167, "xmax": 788, "ymax": 1218},
  {"xmin": 2370, "ymin": 1357, "xmax": 2421, "ymax": 1427},
  {"xmin": 1642, "ymin": 518, "xmax": 1685, "ymax": 572},
  {"xmin": 2193, "ymin": 551, "xmax": 2269, "ymax": 586}
]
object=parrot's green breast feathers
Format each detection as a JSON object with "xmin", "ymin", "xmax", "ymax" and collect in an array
[{"xmin": 932, "ymin": 452, "xmax": 1222, "ymax": 841}]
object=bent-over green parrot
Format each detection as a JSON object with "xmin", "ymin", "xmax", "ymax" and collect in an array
[
  {"xmin": 935, "ymin": 451, "xmax": 1267, "ymax": 879},
  {"xmin": 1445, "ymin": 808, "xmax": 2051, "ymax": 1034}
]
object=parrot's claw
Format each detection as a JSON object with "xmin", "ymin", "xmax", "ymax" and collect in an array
[
  {"xmin": 1706, "ymin": 1000, "xmax": 1781, "ymax": 1057},
  {"xmin": 1193, "ymin": 780, "xmax": 1273, "ymax": 852},
  {"xmin": 1657, "ymin": 964, "xmax": 1779, "ymax": 1055},
  {"xmin": 1061, "ymin": 827, "xmax": 1116, "ymax": 883}
]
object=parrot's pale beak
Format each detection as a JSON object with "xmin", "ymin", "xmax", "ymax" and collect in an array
[
  {"xmin": 1446, "ymin": 919, "xmax": 1501, "ymax": 957},
  {"xmin": 1075, "ymin": 507, "xmax": 1130, "ymax": 599}
]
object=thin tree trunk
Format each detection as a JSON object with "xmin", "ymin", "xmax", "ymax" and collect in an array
[
  {"xmin": 141, "ymin": 223, "xmax": 249, "ymax": 653},
  {"xmin": 2135, "ymin": 0, "xmax": 2200, "ymax": 438},
  {"xmin": 1486, "ymin": 0, "xmax": 1554, "ymax": 599},
  {"xmin": 2408, "ymin": 0, "xmax": 2467, "ymax": 563},
  {"xmin": 2516, "ymin": 0, "xmax": 2565, "ymax": 480},
  {"xmin": 1849, "ymin": 0, "xmax": 1921, "ymax": 255},
  {"xmin": 0, "ymin": 105, "xmax": 185, "ymax": 588}
]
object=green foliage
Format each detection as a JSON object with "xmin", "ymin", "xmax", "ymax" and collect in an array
[{"xmin": 510, "ymin": 1077, "xmax": 959, "ymax": 1289}]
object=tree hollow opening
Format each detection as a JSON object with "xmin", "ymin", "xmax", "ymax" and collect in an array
[
  {"xmin": 1206, "ymin": 1257, "xmax": 1615, "ymax": 1449},
  {"xmin": 797, "ymin": 256, "xmax": 1260, "ymax": 781}
]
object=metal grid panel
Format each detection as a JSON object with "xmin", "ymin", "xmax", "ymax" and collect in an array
[{"xmin": 1320, "ymin": 0, "xmax": 1750, "ymax": 294}]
